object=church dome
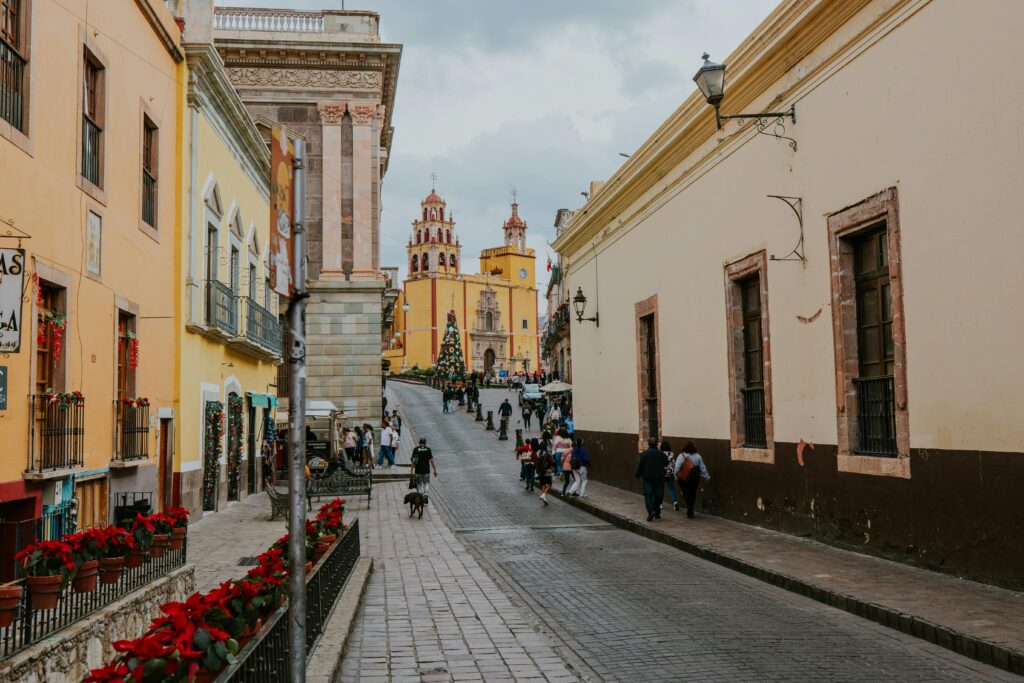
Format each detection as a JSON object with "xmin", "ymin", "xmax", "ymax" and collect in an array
[
  {"xmin": 503, "ymin": 202, "xmax": 526, "ymax": 228},
  {"xmin": 423, "ymin": 189, "xmax": 445, "ymax": 206}
]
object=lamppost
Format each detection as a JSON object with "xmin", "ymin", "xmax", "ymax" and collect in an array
[
  {"xmin": 693, "ymin": 53, "xmax": 796, "ymax": 132},
  {"xmin": 572, "ymin": 287, "xmax": 599, "ymax": 326}
]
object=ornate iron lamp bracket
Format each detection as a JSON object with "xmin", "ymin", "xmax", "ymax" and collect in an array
[
  {"xmin": 767, "ymin": 195, "xmax": 806, "ymax": 265},
  {"xmin": 0, "ymin": 216, "xmax": 32, "ymax": 247},
  {"xmin": 719, "ymin": 104, "xmax": 797, "ymax": 151}
]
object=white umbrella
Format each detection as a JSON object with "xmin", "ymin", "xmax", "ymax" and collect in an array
[{"xmin": 540, "ymin": 381, "xmax": 572, "ymax": 393}]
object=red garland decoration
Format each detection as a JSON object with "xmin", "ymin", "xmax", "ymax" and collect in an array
[
  {"xmin": 129, "ymin": 338, "xmax": 140, "ymax": 369},
  {"xmin": 51, "ymin": 320, "xmax": 66, "ymax": 366},
  {"xmin": 34, "ymin": 272, "xmax": 41, "ymax": 305}
]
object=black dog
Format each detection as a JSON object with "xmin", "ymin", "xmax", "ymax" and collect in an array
[{"xmin": 404, "ymin": 491, "xmax": 424, "ymax": 519}]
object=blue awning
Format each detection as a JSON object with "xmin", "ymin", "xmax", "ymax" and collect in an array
[{"xmin": 246, "ymin": 392, "xmax": 279, "ymax": 408}]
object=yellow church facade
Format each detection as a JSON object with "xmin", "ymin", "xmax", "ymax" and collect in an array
[{"xmin": 390, "ymin": 189, "xmax": 539, "ymax": 376}]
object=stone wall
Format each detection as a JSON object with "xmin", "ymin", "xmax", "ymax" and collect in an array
[{"xmin": 0, "ymin": 565, "xmax": 195, "ymax": 683}]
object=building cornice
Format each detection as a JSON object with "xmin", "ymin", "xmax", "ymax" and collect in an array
[
  {"xmin": 554, "ymin": 0, "xmax": 914, "ymax": 258},
  {"xmin": 185, "ymin": 43, "xmax": 270, "ymax": 202},
  {"xmin": 134, "ymin": 0, "xmax": 184, "ymax": 63}
]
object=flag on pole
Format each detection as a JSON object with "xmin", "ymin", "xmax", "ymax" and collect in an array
[{"xmin": 546, "ymin": 255, "xmax": 552, "ymax": 272}]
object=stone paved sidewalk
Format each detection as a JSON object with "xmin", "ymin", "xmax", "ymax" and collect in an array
[
  {"xmin": 555, "ymin": 480, "xmax": 1024, "ymax": 674},
  {"xmin": 338, "ymin": 479, "xmax": 579, "ymax": 683}
]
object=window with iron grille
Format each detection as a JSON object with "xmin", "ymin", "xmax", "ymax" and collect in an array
[
  {"xmin": 35, "ymin": 282, "xmax": 64, "ymax": 394},
  {"xmin": 81, "ymin": 49, "xmax": 104, "ymax": 187},
  {"xmin": 0, "ymin": 0, "xmax": 27, "ymax": 132},
  {"xmin": 740, "ymin": 276, "xmax": 767, "ymax": 449},
  {"xmin": 142, "ymin": 116, "xmax": 158, "ymax": 227},
  {"xmin": 635, "ymin": 298, "xmax": 660, "ymax": 445},
  {"xmin": 853, "ymin": 226, "xmax": 897, "ymax": 455}
]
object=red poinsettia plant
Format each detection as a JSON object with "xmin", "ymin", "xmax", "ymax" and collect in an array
[
  {"xmin": 67, "ymin": 528, "xmax": 106, "ymax": 566},
  {"xmin": 315, "ymin": 498, "xmax": 345, "ymax": 535},
  {"xmin": 97, "ymin": 526, "xmax": 134, "ymax": 558},
  {"xmin": 129, "ymin": 514, "xmax": 156, "ymax": 551},
  {"xmin": 120, "ymin": 396, "xmax": 149, "ymax": 408},
  {"xmin": 44, "ymin": 389, "xmax": 84, "ymax": 408},
  {"xmin": 163, "ymin": 507, "xmax": 190, "ymax": 529},
  {"xmin": 149, "ymin": 512, "xmax": 175, "ymax": 536},
  {"xmin": 15, "ymin": 540, "xmax": 77, "ymax": 581}
]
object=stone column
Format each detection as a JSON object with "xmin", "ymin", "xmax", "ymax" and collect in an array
[
  {"xmin": 349, "ymin": 104, "xmax": 378, "ymax": 280},
  {"xmin": 317, "ymin": 102, "xmax": 346, "ymax": 280}
]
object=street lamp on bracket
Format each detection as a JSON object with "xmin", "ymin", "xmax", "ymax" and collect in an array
[
  {"xmin": 572, "ymin": 287, "xmax": 599, "ymax": 327},
  {"xmin": 693, "ymin": 53, "xmax": 797, "ymax": 147}
]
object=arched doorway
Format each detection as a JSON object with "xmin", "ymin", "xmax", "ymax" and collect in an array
[{"xmin": 483, "ymin": 349, "xmax": 496, "ymax": 373}]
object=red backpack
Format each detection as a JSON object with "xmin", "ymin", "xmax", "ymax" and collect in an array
[{"xmin": 677, "ymin": 455, "xmax": 695, "ymax": 482}]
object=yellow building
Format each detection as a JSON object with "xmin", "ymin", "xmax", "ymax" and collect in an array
[
  {"xmin": 0, "ymin": 0, "xmax": 183, "ymax": 547},
  {"xmin": 174, "ymin": 8, "xmax": 280, "ymax": 519},
  {"xmin": 392, "ymin": 189, "xmax": 538, "ymax": 376}
]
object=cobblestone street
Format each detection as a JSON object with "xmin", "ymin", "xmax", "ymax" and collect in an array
[{"xmin": 339, "ymin": 381, "xmax": 1016, "ymax": 682}]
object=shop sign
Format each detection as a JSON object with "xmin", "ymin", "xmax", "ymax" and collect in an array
[{"xmin": 0, "ymin": 248, "xmax": 25, "ymax": 353}]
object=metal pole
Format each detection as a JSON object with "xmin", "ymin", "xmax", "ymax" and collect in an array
[{"xmin": 287, "ymin": 139, "xmax": 308, "ymax": 683}]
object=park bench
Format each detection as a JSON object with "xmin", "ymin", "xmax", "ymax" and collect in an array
[
  {"xmin": 265, "ymin": 480, "xmax": 300, "ymax": 520},
  {"xmin": 307, "ymin": 465, "xmax": 372, "ymax": 503}
]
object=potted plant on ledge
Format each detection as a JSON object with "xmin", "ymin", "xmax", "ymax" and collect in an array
[
  {"xmin": 69, "ymin": 529, "xmax": 103, "ymax": 593},
  {"xmin": 126, "ymin": 514, "xmax": 155, "ymax": 568},
  {"xmin": 0, "ymin": 582, "xmax": 22, "ymax": 628},
  {"xmin": 15, "ymin": 540, "xmax": 76, "ymax": 611},
  {"xmin": 150, "ymin": 513, "xmax": 173, "ymax": 558},
  {"xmin": 165, "ymin": 506, "xmax": 190, "ymax": 550},
  {"xmin": 98, "ymin": 527, "xmax": 133, "ymax": 584}
]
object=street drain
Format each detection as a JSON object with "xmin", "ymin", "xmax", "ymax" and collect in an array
[{"xmin": 237, "ymin": 556, "xmax": 259, "ymax": 566}]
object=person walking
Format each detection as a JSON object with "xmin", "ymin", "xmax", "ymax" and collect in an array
[
  {"xmin": 378, "ymin": 420, "xmax": 397, "ymax": 468},
  {"xmin": 391, "ymin": 410, "xmax": 402, "ymax": 437},
  {"xmin": 675, "ymin": 441, "xmax": 711, "ymax": 519},
  {"xmin": 498, "ymin": 398, "xmax": 513, "ymax": 432},
  {"xmin": 567, "ymin": 438, "xmax": 590, "ymax": 497},
  {"xmin": 548, "ymin": 401, "xmax": 563, "ymax": 429},
  {"xmin": 361, "ymin": 423, "xmax": 375, "ymax": 468},
  {"xmin": 551, "ymin": 428, "xmax": 572, "ymax": 478},
  {"xmin": 521, "ymin": 439, "xmax": 538, "ymax": 491},
  {"xmin": 407, "ymin": 438, "xmax": 438, "ymax": 504},
  {"xmin": 457, "ymin": 387, "xmax": 465, "ymax": 407},
  {"xmin": 661, "ymin": 440, "xmax": 680, "ymax": 511},
  {"xmin": 535, "ymin": 446, "xmax": 555, "ymax": 505},
  {"xmin": 441, "ymin": 387, "xmax": 451, "ymax": 413},
  {"xmin": 635, "ymin": 438, "xmax": 668, "ymax": 521},
  {"xmin": 522, "ymin": 404, "xmax": 532, "ymax": 430},
  {"xmin": 342, "ymin": 427, "xmax": 358, "ymax": 464}
]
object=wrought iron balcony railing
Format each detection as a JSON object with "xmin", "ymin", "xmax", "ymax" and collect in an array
[
  {"xmin": 142, "ymin": 169, "xmax": 157, "ymax": 227},
  {"xmin": 114, "ymin": 400, "xmax": 150, "ymax": 462},
  {"xmin": 81, "ymin": 116, "xmax": 102, "ymax": 186},
  {"xmin": 28, "ymin": 394, "xmax": 85, "ymax": 473},
  {"xmin": 740, "ymin": 386, "xmax": 767, "ymax": 449},
  {"xmin": 854, "ymin": 375, "xmax": 897, "ymax": 456},
  {"xmin": 206, "ymin": 280, "xmax": 238, "ymax": 335},
  {"xmin": 0, "ymin": 503, "xmax": 74, "ymax": 584},
  {"xmin": 245, "ymin": 298, "xmax": 283, "ymax": 355},
  {"xmin": 0, "ymin": 37, "xmax": 26, "ymax": 132}
]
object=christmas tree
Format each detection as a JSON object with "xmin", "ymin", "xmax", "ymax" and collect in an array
[{"xmin": 436, "ymin": 310, "xmax": 466, "ymax": 380}]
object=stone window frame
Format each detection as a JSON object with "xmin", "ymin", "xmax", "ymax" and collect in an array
[
  {"xmin": 75, "ymin": 29, "xmax": 108, "ymax": 205},
  {"xmin": 634, "ymin": 294, "xmax": 661, "ymax": 449},
  {"xmin": 827, "ymin": 186, "xmax": 911, "ymax": 479},
  {"xmin": 0, "ymin": 0, "xmax": 34, "ymax": 155},
  {"xmin": 723, "ymin": 250, "xmax": 775, "ymax": 464}
]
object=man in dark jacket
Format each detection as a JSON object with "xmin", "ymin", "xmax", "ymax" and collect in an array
[{"xmin": 635, "ymin": 438, "xmax": 668, "ymax": 521}]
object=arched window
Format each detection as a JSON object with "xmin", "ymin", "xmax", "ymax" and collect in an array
[
  {"xmin": 440, "ymin": 208, "xmax": 445, "ymax": 220},
  {"xmin": 449, "ymin": 253, "xmax": 457, "ymax": 269},
  {"xmin": 430, "ymin": 209, "xmax": 436, "ymax": 220},
  {"xmin": 421, "ymin": 253, "xmax": 429, "ymax": 270},
  {"xmin": 410, "ymin": 255, "xmax": 418, "ymax": 272},
  {"xmin": 485, "ymin": 311, "xmax": 494, "ymax": 331},
  {"xmin": 422, "ymin": 208, "xmax": 427, "ymax": 221},
  {"xmin": 416, "ymin": 229, "xmax": 422, "ymax": 244},
  {"xmin": 445, "ymin": 230, "xmax": 451, "ymax": 244}
]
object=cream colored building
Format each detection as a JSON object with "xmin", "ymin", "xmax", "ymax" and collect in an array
[{"xmin": 554, "ymin": 0, "xmax": 1024, "ymax": 588}]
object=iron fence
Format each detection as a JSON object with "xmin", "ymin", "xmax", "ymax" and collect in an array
[
  {"xmin": 28, "ymin": 395, "xmax": 85, "ymax": 473},
  {"xmin": 0, "ymin": 37, "xmax": 25, "ymax": 132},
  {"xmin": 115, "ymin": 401, "xmax": 150, "ymax": 462},
  {"xmin": 740, "ymin": 386, "xmax": 767, "ymax": 449},
  {"xmin": 142, "ymin": 169, "xmax": 157, "ymax": 226},
  {"xmin": 245, "ymin": 298, "xmax": 283, "ymax": 355},
  {"xmin": 0, "ymin": 532, "xmax": 186, "ymax": 660},
  {"xmin": 82, "ymin": 116, "xmax": 102, "ymax": 186},
  {"xmin": 0, "ymin": 503, "xmax": 75, "ymax": 583},
  {"xmin": 854, "ymin": 375, "xmax": 897, "ymax": 455},
  {"xmin": 207, "ymin": 280, "xmax": 238, "ymax": 335},
  {"xmin": 216, "ymin": 519, "xmax": 361, "ymax": 682}
]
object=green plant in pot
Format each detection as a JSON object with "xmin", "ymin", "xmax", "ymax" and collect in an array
[
  {"xmin": 126, "ymin": 514, "xmax": 155, "ymax": 569},
  {"xmin": 15, "ymin": 540, "xmax": 76, "ymax": 611},
  {"xmin": 68, "ymin": 529, "xmax": 103, "ymax": 593},
  {"xmin": 165, "ymin": 506, "xmax": 190, "ymax": 550},
  {"xmin": 149, "ymin": 513, "xmax": 174, "ymax": 558},
  {"xmin": 97, "ymin": 526, "xmax": 133, "ymax": 585}
]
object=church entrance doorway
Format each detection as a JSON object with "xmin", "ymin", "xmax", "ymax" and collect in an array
[{"xmin": 484, "ymin": 349, "xmax": 496, "ymax": 374}]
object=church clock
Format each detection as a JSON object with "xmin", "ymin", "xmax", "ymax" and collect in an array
[{"xmin": 519, "ymin": 267, "xmax": 528, "ymax": 280}]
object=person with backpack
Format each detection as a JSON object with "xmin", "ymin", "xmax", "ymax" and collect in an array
[
  {"xmin": 566, "ymin": 438, "xmax": 590, "ymax": 497},
  {"xmin": 408, "ymin": 438, "xmax": 438, "ymax": 504},
  {"xmin": 675, "ymin": 440, "xmax": 710, "ymax": 519},
  {"xmin": 535, "ymin": 445, "xmax": 555, "ymax": 505},
  {"xmin": 520, "ymin": 439, "xmax": 538, "ymax": 492}
]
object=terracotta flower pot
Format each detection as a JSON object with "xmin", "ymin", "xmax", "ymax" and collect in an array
[
  {"xmin": 313, "ymin": 541, "xmax": 331, "ymax": 563},
  {"xmin": 319, "ymin": 533, "xmax": 337, "ymax": 546},
  {"xmin": 170, "ymin": 527, "xmax": 186, "ymax": 550},
  {"xmin": 125, "ymin": 548, "xmax": 147, "ymax": 569},
  {"xmin": 26, "ymin": 575, "xmax": 63, "ymax": 611},
  {"xmin": 150, "ymin": 534, "xmax": 170, "ymax": 558},
  {"xmin": 236, "ymin": 618, "xmax": 262, "ymax": 651},
  {"xmin": 191, "ymin": 667, "xmax": 217, "ymax": 683},
  {"xmin": 72, "ymin": 559, "xmax": 99, "ymax": 593},
  {"xmin": 0, "ymin": 584, "xmax": 22, "ymax": 628},
  {"xmin": 303, "ymin": 561, "xmax": 312, "ymax": 574},
  {"xmin": 99, "ymin": 556, "xmax": 125, "ymax": 585}
]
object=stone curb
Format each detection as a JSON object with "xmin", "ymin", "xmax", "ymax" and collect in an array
[
  {"xmin": 305, "ymin": 556, "xmax": 374, "ymax": 683},
  {"xmin": 552, "ymin": 491, "xmax": 1023, "ymax": 676}
]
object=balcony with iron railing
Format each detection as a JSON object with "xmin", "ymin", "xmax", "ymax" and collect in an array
[
  {"xmin": 854, "ymin": 375, "xmax": 897, "ymax": 456},
  {"xmin": 141, "ymin": 170, "xmax": 157, "ymax": 227},
  {"xmin": 111, "ymin": 400, "xmax": 150, "ymax": 467},
  {"xmin": 243, "ymin": 297, "xmax": 283, "ymax": 357},
  {"xmin": 205, "ymin": 279, "xmax": 238, "ymax": 336},
  {"xmin": 0, "ymin": 37, "xmax": 26, "ymax": 132},
  {"xmin": 26, "ymin": 394, "xmax": 85, "ymax": 479}
]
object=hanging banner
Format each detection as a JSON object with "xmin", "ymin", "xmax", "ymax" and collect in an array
[
  {"xmin": 0, "ymin": 249, "xmax": 25, "ymax": 353},
  {"xmin": 270, "ymin": 127, "xmax": 295, "ymax": 297}
]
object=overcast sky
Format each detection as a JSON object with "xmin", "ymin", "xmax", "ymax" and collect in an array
[{"xmin": 219, "ymin": 0, "xmax": 777, "ymax": 304}]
